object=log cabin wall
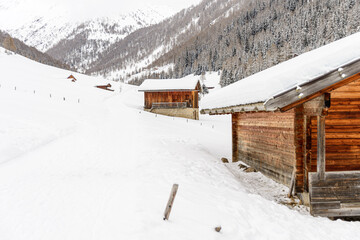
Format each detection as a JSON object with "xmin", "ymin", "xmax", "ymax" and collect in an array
[
  {"xmin": 232, "ymin": 110, "xmax": 297, "ymax": 186},
  {"xmin": 144, "ymin": 91, "xmax": 198, "ymax": 109},
  {"xmin": 310, "ymin": 78, "xmax": 360, "ymax": 173}
]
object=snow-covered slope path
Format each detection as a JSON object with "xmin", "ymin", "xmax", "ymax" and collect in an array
[{"xmin": 1, "ymin": 49, "xmax": 360, "ymax": 239}]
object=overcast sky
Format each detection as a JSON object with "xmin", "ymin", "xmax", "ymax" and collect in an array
[
  {"xmin": 0, "ymin": 0, "xmax": 203, "ymax": 28},
  {"xmin": 0, "ymin": 0, "xmax": 202, "ymax": 15}
]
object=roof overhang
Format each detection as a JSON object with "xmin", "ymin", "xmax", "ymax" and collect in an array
[
  {"xmin": 201, "ymin": 102, "xmax": 267, "ymax": 115},
  {"xmin": 265, "ymin": 58, "xmax": 360, "ymax": 112},
  {"xmin": 201, "ymin": 58, "xmax": 360, "ymax": 115}
]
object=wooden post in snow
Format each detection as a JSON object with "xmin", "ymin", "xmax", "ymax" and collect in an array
[
  {"xmin": 163, "ymin": 184, "xmax": 179, "ymax": 220},
  {"xmin": 317, "ymin": 115, "xmax": 326, "ymax": 180},
  {"xmin": 288, "ymin": 167, "xmax": 296, "ymax": 198}
]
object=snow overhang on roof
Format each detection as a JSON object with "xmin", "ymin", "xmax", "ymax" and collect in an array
[
  {"xmin": 201, "ymin": 32, "xmax": 360, "ymax": 114},
  {"xmin": 138, "ymin": 76, "xmax": 200, "ymax": 92}
]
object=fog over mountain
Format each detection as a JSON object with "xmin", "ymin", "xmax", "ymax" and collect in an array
[
  {"xmin": 0, "ymin": 0, "xmax": 202, "ymax": 71},
  {"xmin": 1, "ymin": 0, "xmax": 359, "ymax": 88}
]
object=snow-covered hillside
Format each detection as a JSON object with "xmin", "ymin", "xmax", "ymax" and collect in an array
[
  {"xmin": 0, "ymin": 0, "xmax": 202, "ymax": 71},
  {"xmin": 1, "ymin": 48, "xmax": 360, "ymax": 239},
  {"xmin": 0, "ymin": 0, "xmax": 169, "ymax": 52},
  {"xmin": 0, "ymin": 0, "xmax": 176, "ymax": 71}
]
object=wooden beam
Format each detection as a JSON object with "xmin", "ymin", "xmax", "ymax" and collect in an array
[
  {"xmin": 163, "ymin": 184, "xmax": 179, "ymax": 220},
  {"xmin": 304, "ymin": 116, "xmax": 312, "ymax": 192},
  {"xmin": 288, "ymin": 167, "xmax": 296, "ymax": 198},
  {"xmin": 317, "ymin": 115, "xmax": 326, "ymax": 180},
  {"xmin": 280, "ymin": 72, "xmax": 360, "ymax": 112}
]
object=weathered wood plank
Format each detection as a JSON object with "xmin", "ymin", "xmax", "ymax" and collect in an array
[
  {"xmin": 144, "ymin": 91, "xmax": 198, "ymax": 109},
  {"xmin": 317, "ymin": 116, "xmax": 326, "ymax": 180},
  {"xmin": 288, "ymin": 167, "xmax": 296, "ymax": 197},
  {"xmin": 309, "ymin": 171, "xmax": 360, "ymax": 217},
  {"xmin": 163, "ymin": 184, "xmax": 179, "ymax": 220},
  {"xmin": 313, "ymin": 207, "xmax": 360, "ymax": 217},
  {"xmin": 311, "ymin": 201, "xmax": 341, "ymax": 210}
]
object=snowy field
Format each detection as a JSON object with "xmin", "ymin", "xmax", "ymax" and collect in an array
[{"xmin": 1, "ymin": 48, "xmax": 360, "ymax": 240}]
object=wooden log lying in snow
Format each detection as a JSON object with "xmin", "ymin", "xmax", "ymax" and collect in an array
[{"xmin": 163, "ymin": 184, "xmax": 179, "ymax": 220}]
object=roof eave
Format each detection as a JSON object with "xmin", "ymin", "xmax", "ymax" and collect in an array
[
  {"xmin": 264, "ymin": 58, "xmax": 360, "ymax": 112},
  {"xmin": 201, "ymin": 102, "xmax": 269, "ymax": 115}
]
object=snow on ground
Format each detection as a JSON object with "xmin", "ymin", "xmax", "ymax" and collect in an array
[{"xmin": 1, "ymin": 48, "xmax": 360, "ymax": 240}]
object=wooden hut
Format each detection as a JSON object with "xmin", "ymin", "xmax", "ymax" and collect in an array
[
  {"xmin": 95, "ymin": 83, "xmax": 114, "ymax": 91},
  {"xmin": 67, "ymin": 74, "xmax": 77, "ymax": 82},
  {"xmin": 138, "ymin": 77, "xmax": 201, "ymax": 120},
  {"xmin": 201, "ymin": 33, "xmax": 360, "ymax": 217}
]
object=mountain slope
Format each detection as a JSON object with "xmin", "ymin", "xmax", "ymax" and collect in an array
[
  {"xmin": 87, "ymin": 0, "xmax": 360, "ymax": 87},
  {"xmin": 154, "ymin": 0, "xmax": 360, "ymax": 87},
  {"xmin": 0, "ymin": 0, "xmax": 202, "ymax": 72},
  {"xmin": 86, "ymin": 0, "xmax": 240, "ymax": 81},
  {"xmin": 0, "ymin": 31, "xmax": 71, "ymax": 70},
  {"xmin": 45, "ymin": 9, "xmax": 165, "ymax": 71}
]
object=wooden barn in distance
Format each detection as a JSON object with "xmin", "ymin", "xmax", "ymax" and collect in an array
[
  {"xmin": 95, "ymin": 83, "xmax": 114, "ymax": 91},
  {"xmin": 67, "ymin": 74, "xmax": 77, "ymax": 82},
  {"xmin": 138, "ymin": 77, "xmax": 202, "ymax": 120},
  {"xmin": 201, "ymin": 33, "xmax": 360, "ymax": 217}
]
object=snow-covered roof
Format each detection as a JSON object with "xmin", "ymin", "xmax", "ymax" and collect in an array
[
  {"xmin": 201, "ymin": 32, "xmax": 360, "ymax": 111},
  {"xmin": 138, "ymin": 75, "xmax": 200, "ymax": 92}
]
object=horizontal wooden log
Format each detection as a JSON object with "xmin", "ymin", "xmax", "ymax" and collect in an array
[
  {"xmin": 238, "ymin": 151, "xmax": 294, "ymax": 168},
  {"xmin": 238, "ymin": 144, "xmax": 295, "ymax": 159},
  {"xmin": 309, "ymin": 171, "xmax": 360, "ymax": 216},
  {"xmin": 311, "ymin": 201, "xmax": 341, "ymax": 210},
  {"xmin": 311, "ymin": 145, "xmax": 360, "ymax": 153},
  {"xmin": 311, "ymin": 138, "xmax": 360, "ymax": 146},
  {"xmin": 311, "ymin": 189, "xmax": 360, "ymax": 199},
  {"xmin": 312, "ymin": 133, "xmax": 360, "ymax": 139},
  {"xmin": 310, "ymin": 166, "xmax": 360, "ymax": 172},
  {"xmin": 312, "ymin": 207, "xmax": 360, "ymax": 217},
  {"xmin": 331, "ymin": 98, "xmax": 360, "ymax": 104},
  {"xmin": 237, "ymin": 121, "xmax": 294, "ymax": 128},
  {"xmin": 310, "ymin": 171, "xmax": 360, "ymax": 181},
  {"xmin": 331, "ymin": 85, "xmax": 360, "ymax": 92},
  {"xmin": 312, "ymin": 127, "xmax": 360, "ymax": 133},
  {"xmin": 331, "ymin": 91, "xmax": 360, "ymax": 98},
  {"xmin": 325, "ymin": 112, "xmax": 360, "ymax": 119}
]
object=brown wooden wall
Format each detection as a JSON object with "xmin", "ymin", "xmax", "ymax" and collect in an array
[
  {"xmin": 232, "ymin": 110, "xmax": 297, "ymax": 186},
  {"xmin": 144, "ymin": 91, "xmax": 198, "ymax": 109},
  {"xmin": 310, "ymin": 79, "xmax": 360, "ymax": 172}
]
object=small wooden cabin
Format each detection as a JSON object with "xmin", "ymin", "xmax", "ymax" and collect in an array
[
  {"xmin": 138, "ymin": 77, "xmax": 202, "ymax": 120},
  {"xmin": 202, "ymin": 33, "xmax": 360, "ymax": 217},
  {"xmin": 95, "ymin": 83, "xmax": 114, "ymax": 91},
  {"xmin": 67, "ymin": 74, "xmax": 77, "ymax": 82}
]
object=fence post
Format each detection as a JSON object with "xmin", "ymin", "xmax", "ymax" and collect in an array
[{"xmin": 163, "ymin": 184, "xmax": 179, "ymax": 220}]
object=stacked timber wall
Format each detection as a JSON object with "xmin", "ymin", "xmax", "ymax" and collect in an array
[
  {"xmin": 309, "ymin": 171, "xmax": 360, "ymax": 217},
  {"xmin": 146, "ymin": 108, "xmax": 199, "ymax": 120},
  {"xmin": 310, "ymin": 79, "xmax": 360, "ymax": 172},
  {"xmin": 232, "ymin": 110, "xmax": 297, "ymax": 186},
  {"xmin": 144, "ymin": 91, "xmax": 198, "ymax": 109}
]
